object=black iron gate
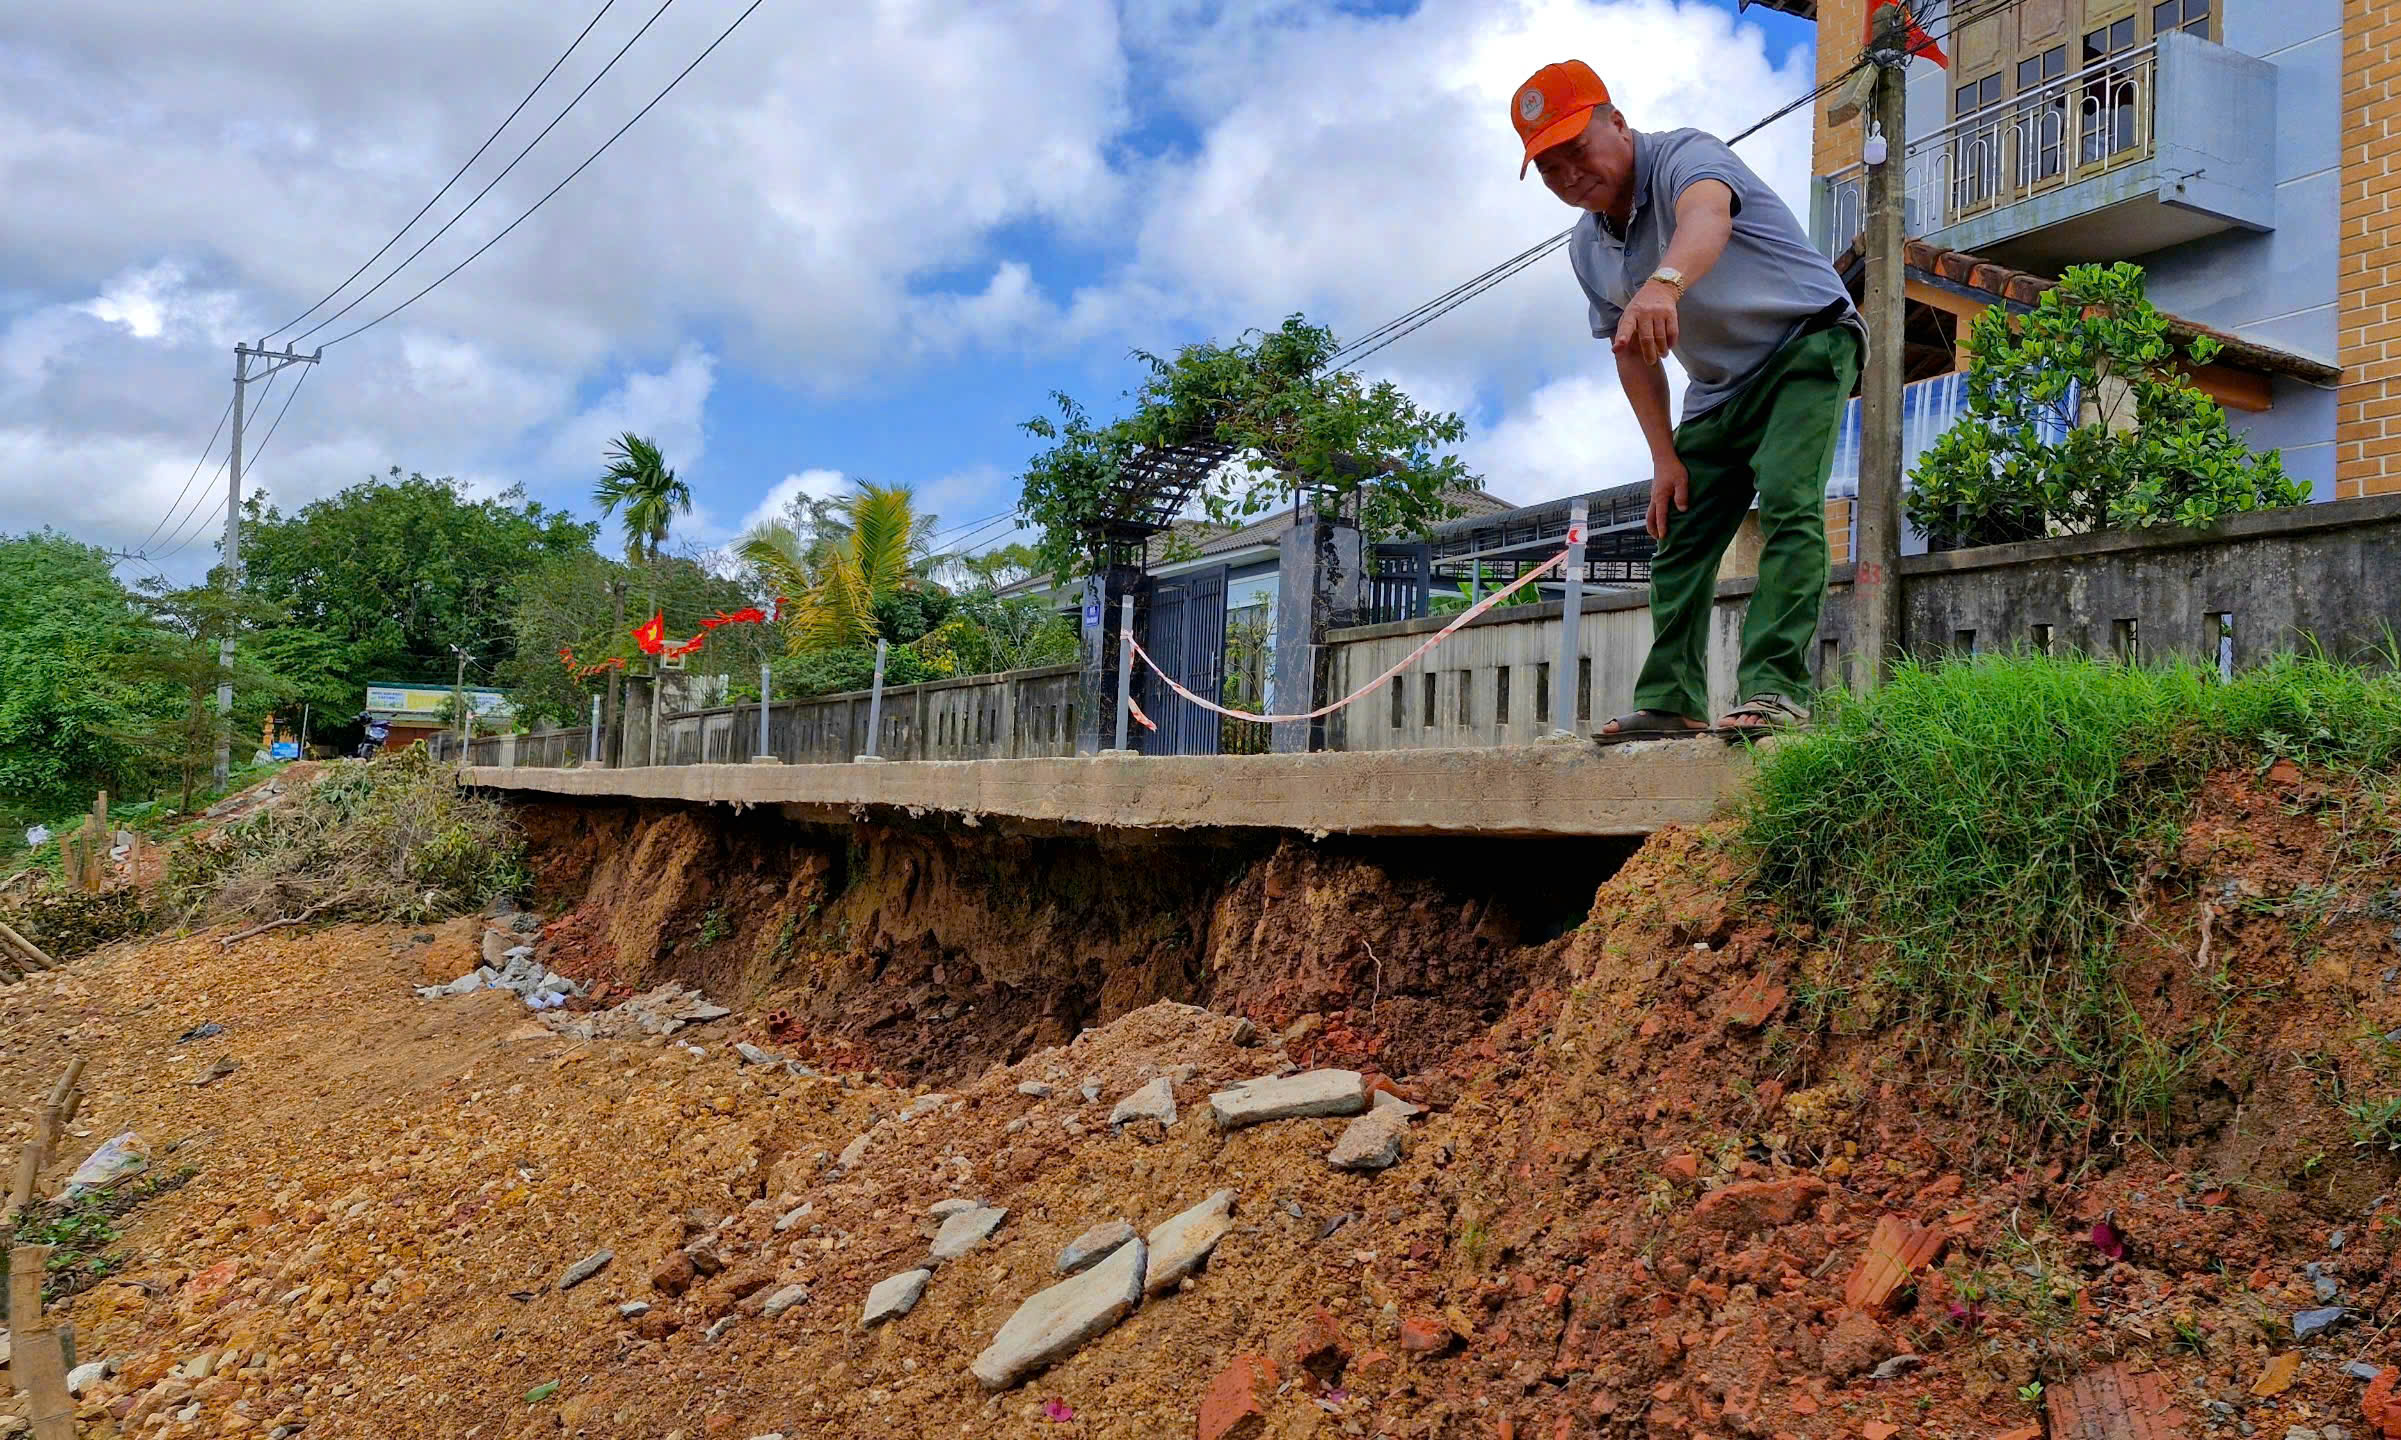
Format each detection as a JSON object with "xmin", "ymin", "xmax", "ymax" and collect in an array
[
  {"xmin": 1367, "ymin": 543, "xmax": 1431, "ymax": 625},
  {"xmin": 1140, "ymin": 566, "xmax": 1228, "ymax": 756}
]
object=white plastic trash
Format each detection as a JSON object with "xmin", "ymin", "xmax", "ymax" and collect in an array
[
  {"xmin": 64, "ymin": 1132, "xmax": 149, "ymax": 1197},
  {"xmin": 24, "ymin": 824, "xmax": 49, "ymax": 847}
]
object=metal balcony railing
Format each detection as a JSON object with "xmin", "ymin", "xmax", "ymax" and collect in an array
[{"xmin": 1823, "ymin": 44, "xmax": 2158, "ymax": 254}]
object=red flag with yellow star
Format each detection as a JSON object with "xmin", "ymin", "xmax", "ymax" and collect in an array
[{"xmin": 632, "ymin": 612, "xmax": 667, "ymax": 655}]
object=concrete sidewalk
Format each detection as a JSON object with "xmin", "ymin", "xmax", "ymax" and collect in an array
[{"xmin": 466, "ymin": 737, "xmax": 1758, "ymax": 838}]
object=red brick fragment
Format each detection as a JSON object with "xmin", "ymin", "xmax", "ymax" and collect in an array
[
  {"xmin": 1399, "ymin": 1317, "xmax": 1460, "ymax": 1356},
  {"xmin": 1693, "ymin": 1176, "xmax": 1829, "ymax": 1236},
  {"xmin": 1198, "ymin": 1353, "xmax": 1278, "ymax": 1440},
  {"xmin": 1722, "ymin": 977, "xmax": 1789, "ymax": 1030},
  {"xmin": 1844, "ymin": 1213, "xmax": 1948, "ymax": 1313},
  {"xmin": 2047, "ymin": 1362, "xmax": 2195, "ymax": 1440},
  {"xmin": 2363, "ymin": 1366, "xmax": 2401, "ymax": 1440},
  {"xmin": 1664, "ymin": 1153, "xmax": 1701, "ymax": 1183},
  {"xmin": 1288, "ymin": 1306, "xmax": 1350, "ymax": 1385}
]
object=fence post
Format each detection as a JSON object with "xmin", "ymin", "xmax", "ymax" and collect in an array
[
  {"xmin": 753, "ymin": 663, "xmax": 779, "ymax": 764},
  {"xmin": 855, "ymin": 640, "xmax": 888, "ymax": 763},
  {"xmin": 1103, "ymin": 593, "xmax": 1136, "ymax": 754},
  {"xmin": 498, "ymin": 730, "xmax": 516, "ymax": 768},
  {"xmin": 1550, "ymin": 498, "xmax": 1589, "ymax": 740},
  {"xmin": 587, "ymin": 695, "xmax": 601, "ymax": 764}
]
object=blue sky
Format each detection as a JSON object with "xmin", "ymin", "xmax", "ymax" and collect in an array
[{"xmin": 1, "ymin": 0, "xmax": 1824, "ymax": 574}]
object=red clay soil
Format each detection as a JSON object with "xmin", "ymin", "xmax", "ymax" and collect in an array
[{"xmin": 9, "ymin": 765, "xmax": 2401, "ymax": 1440}]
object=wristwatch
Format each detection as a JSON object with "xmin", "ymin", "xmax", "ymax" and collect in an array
[{"xmin": 1648, "ymin": 266, "xmax": 1688, "ymax": 298}]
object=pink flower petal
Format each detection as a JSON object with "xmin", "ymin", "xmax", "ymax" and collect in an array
[{"xmin": 1041, "ymin": 1399, "xmax": 1075, "ymax": 1423}]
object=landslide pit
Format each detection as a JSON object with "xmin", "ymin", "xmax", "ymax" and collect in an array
[{"xmin": 6, "ymin": 766, "xmax": 2401, "ymax": 1440}]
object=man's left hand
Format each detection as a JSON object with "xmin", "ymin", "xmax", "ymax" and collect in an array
[{"xmin": 1612, "ymin": 280, "xmax": 1679, "ymax": 366}]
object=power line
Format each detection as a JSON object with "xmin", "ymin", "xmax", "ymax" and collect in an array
[
  {"xmin": 130, "ymin": 394, "xmax": 236, "ymax": 555},
  {"xmin": 1327, "ymin": 54, "xmax": 1875, "ymax": 375},
  {"xmin": 149, "ymin": 369, "xmax": 285, "ymax": 563},
  {"xmin": 318, "ymin": 0, "xmax": 768, "ymax": 350},
  {"xmin": 247, "ymin": 362, "xmax": 312, "ymax": 470},
  {"xmin": 270, "ymin": 0, "xmax": 624, "ymax": 338},
  {"xmin": 291, "ymin": 0, "xmax": 683, "ymax": 346}
]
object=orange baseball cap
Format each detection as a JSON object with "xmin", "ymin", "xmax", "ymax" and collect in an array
[{"xmin": 1512, "ymin": 61, "xmax": 1610, "ymax": 178}]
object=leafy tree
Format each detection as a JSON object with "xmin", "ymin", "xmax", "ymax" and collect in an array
[
  {"xmin": 497, "ymin": 546, "xmax": 779, "ymax": 726},
  {"xmin": 238, "ymin": 468, "xmax": 594, "ymax": 713},
  {"xmin": 917, "ymin": 593, "xmax": 1078, "ymax": 677},
  {"xmin": 1018, "ymin": 314, "xmax": 1471, "ymax": 583},
  {"xmin": 770, "ymin": 644, "xmax": 938, "ymax": 699},
  {"xmin": 113, "ymin": 582, "xmax": 296, "ymax": 813},
  {"xmin": 1907, "ymin": 262, "xmax": 2308, "ymax": 547},
  {"xmin": 739, "ymin": 484, "xmax": 936, "ymax": 652},
  {"xmin": 0, "ymin": 532, "xmax": 164, "ymax": 823}
]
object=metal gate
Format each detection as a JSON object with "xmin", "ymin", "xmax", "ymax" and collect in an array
[
  {"xmin": 1367, "ymin": 543, "xmax": 1431, "ymax": 625},
  {"xmin": 1140, "ymin": 566, "xmax": 1227, "ymax": 756}
]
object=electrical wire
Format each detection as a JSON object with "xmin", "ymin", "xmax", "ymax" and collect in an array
[
  {"xmin": 291, "ymin": 0, "xmax": 684, "ymax": 346},
  {"xmin": 246, "ymin": 362, "xmax": 312, "ymax": 470},
  {"xmin": 1327, "ymin": 54, "xmax": 1876, "ymax": 375},
  {"xmin": 270, "ymin": 0, "xmax": 623, "ymax": 338},
  {"xmin": 150, "ymin": 370, "xmax": 284, "ymax": 563},
  {"xmin": 130, "ymin": 394, "xmax": 236, "ymax": 555},
  {"xmin": 318, "ymin": 0, "xmax": 769, "ymax": 350}
]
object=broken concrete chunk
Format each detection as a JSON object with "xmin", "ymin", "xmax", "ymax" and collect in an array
[
  {"xmin": 930, "ymin": 1206, "xmax": 1008, "ymax": 1262},
  {"xmin": 1017, "ymin": 1081, "xmax": 1053, "ymax": 1099},
  {"xmin": 1145, "ymin": 1189, "xmax": 1236, "ymax": 1296},
  {"xmin": 971, "ymin": 1238, "xmax": 1147, "ymax": 1390},
  {"xmin": 835, "ymin": 1133, "xmax": 873, "ymax": 1172},
  {"xmin": 1370, "ymin": 1088, "xmax": 1425, "ymax": 1117},
  {"xmin": 1057, "ymin": 1219, "xmax": 1135, "ymax": 1276},
  {"xmin": 760, "ymin": 1283, "xmax": 810, "ymax": 1317},
  {"xmin": 1080, "ymin": 1076, "xmax": 1103, "ymax": 1103},
  {"xmin": 927, "ymin": 1197, "xmax": 982, "ymax": 1220},
  {"xmin": 617, "ymin": 1301, "xmax": 651, "ymax": 1319},
  {"xmin": 774, "ymin": 1202, "xmax": 814, "ymax": 1233},
  {"xmin": 558, "ymin": 1249, "xmax": 613, "ymax": 1290},
  {"xmin": 735, "ymin": 1043, "xmax": 777, "ymax": 1066},
  {"xmin": 1210, "ymin": 1070, "xmax": 1367, "ymax": 1129},
  {"xmin": 1109, "ymin": 1077, "xmax": 1177, "ymax": 1131},
  {"xmin": 1326, "ymin": 1106, "xmax": 1410, "ymax": 1172},
  {"xmin": 862, "ymin": 1269, "xmax": 932, "ymax": 1329}
]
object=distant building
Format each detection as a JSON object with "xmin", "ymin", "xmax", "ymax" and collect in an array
[
  {"xmin": 1747, "ymin": 0, "xmax": 2361, "ymax": 519},
  {"xmin": 363, "ymin": 682, "xmax": 513, "ymax": 752}
]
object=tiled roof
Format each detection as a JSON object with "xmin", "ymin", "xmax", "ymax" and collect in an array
[{"xmin": 1830, "ymin": 235, "xmax": 2342, "ymax": 386}]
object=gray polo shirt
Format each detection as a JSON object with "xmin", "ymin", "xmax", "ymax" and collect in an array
[{"xmin": 1568, "ymin": 127, "xmax": 1860, "ymax": 421}]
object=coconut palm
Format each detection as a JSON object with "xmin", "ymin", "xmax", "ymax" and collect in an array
[
  {"xmin": 739, "ymin": 482, "xmax": 930, "ymax": 652},
  {"xmin": 592, "ymin": 432, "xmax": 690, "ymax": 765}
]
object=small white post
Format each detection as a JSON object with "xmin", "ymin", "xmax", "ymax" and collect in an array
[
  {"xmin": 854, "ymin": 640, "xmax": 889, "ymax": 763},
  {"xmin": 587, "ymin": 695, "xmax": 601, "ymax": 764},
  {"xmin": 753, "ymin": 662, "xmax": 779, "ymax": 764},
  {"xmin": 1550, "ymin": 498, "xmax": 1589, "ymax": 739},
  {"xmin": 1100, "ymin": 592, "xmax": 1138, "ymax": 756}
]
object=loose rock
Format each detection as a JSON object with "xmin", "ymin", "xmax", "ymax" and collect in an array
[
  {"xmin": 1017, "ymin": 1081, "xmax": 1053, "ymax": 1099},
  {"xmin": 760, "ymin": 1284, "xmax": 810, "ymax": 1318},
  {"xmin": 863, "ymin": 1269, "xmax": 932, "ymax": 1329},
  {"xmin": 929, "ymin": 1205, "xmax": 1008, "ymax": 1262},
  {"xmin": 1209, "ymin": 1070, "xmax": 1367, "ymax": 1129},
  {"xmin": 559, "ymin": 1249, "xmax": 613, "ymax": 1291},
  {"xmin": 1057, "ymin": 1219, "xmax": 1135, "ymax": 1276},
  {"xmin": 970, "ymin": 1238, "xmax": 1147, "ymax": 1389},
  {"xmin": 1145, "ymin": 1189, "xmax": 1235, "ymax": 1296},
  {"xmin": 2294, "ymin": 1307, "xmax": 2351, "ymax": 1341},
  {"xmin": 1109, "ymin": 1076, "xmax": 1177, "ymax": 1131},
  {"xmin": 1326, "ymin": 1106, "xmax": 1409, "ymax": 1171}
]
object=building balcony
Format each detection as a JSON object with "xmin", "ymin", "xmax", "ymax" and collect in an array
[{"xmin": 1817, "ymin": 31, "xmax": 2276, "ymax": 270}]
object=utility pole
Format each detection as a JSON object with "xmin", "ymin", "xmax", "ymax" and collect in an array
[
  {"xmin": 214, "ymin": 340, "xmax": 319, "ymax": 790},
  {"xmin": 451, "ymin": 645, "xmax": 471, "ymax": 753},
  {"xmin": 1851, "ymin": 6, "xmax": 1911, "ymax": 693}
]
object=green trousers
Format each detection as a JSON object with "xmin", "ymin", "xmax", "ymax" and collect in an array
[{"xmin": 1631, "ymin": 325, "xmax": 1862, "ymax": 721}]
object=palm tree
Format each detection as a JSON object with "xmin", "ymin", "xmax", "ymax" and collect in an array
[
  {"xmin": 592, "ymin": 433, "xmax": 691, "ymax": 764},
  {"xmin": 739, "ymin": 482, "xmax": 930, "ymax": 652}
]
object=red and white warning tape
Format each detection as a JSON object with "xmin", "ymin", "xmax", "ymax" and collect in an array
[{"xmin": 1125, "ymin": 547, "xmax": 1570, "ymax": 725}]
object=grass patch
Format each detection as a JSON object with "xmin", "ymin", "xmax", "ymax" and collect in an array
[
  {"xmin": 2, "ymin": 1165, "xmax": 199, "ymax": 1304},
  {"xmin": 1742, "ymin": 651, "xmax": 2401, "ymax": 1127}
]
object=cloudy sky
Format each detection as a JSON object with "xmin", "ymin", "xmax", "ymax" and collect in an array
[{"xmin": 2, "ymin": 0, "xmax": 1819, "ymax": 580}]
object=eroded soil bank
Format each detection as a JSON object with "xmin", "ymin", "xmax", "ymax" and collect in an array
[{"xmin": 515, "ymin": 799, "xmax": 1636, "ymax": 1085}]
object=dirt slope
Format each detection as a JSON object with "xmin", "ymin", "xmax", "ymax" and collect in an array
[{"xmin": 5, "ymin": 767, "xmax": 2398, "ymax": 1440}]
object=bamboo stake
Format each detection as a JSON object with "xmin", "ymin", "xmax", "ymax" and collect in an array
[
  {"xmin": 90, "ymin": 791, "xmax": 108, "ymax": 889},
  {"xmin": 6, "ymin": 1060, "xmax": 82, "ymax": 1218},
  {"xmin": 8, "ymin": 1243, "xmax": 77, "ymax": 1440},
  {"xmin": 0, "ymin": 917, "xmax": 56, "ymax": 970}
]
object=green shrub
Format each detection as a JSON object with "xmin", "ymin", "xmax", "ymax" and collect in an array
[{"xmin": 1907, "ymin": 262, "xmax": 2308, "ymax": 547}]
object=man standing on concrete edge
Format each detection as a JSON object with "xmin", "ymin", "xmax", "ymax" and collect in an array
[{"xmin": 1513, "ymin": 61, "xmax": 1862, "ymax": 736}]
